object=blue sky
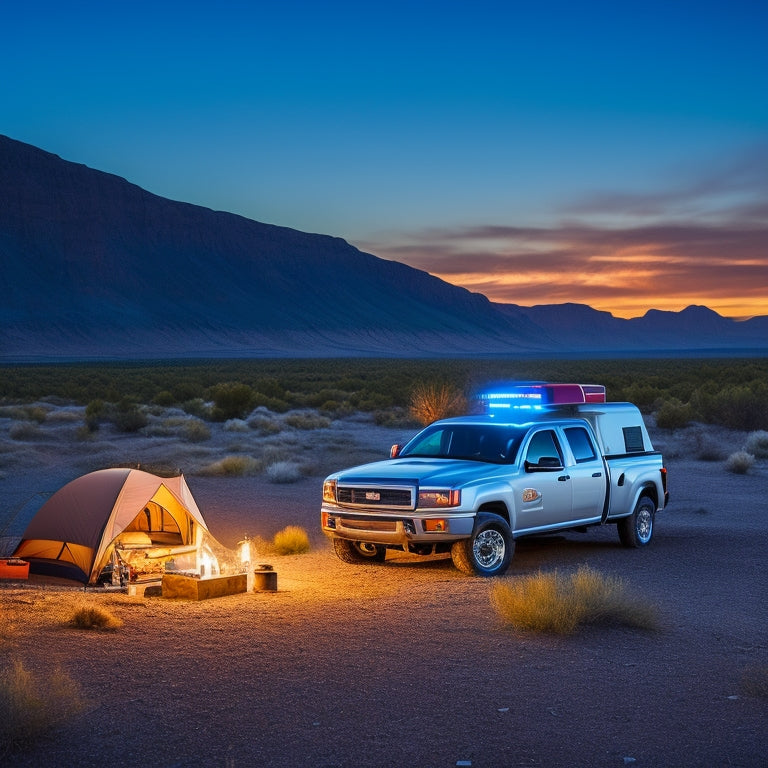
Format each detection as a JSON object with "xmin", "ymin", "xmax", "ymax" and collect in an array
[{"xmin": 2, "ymin": 0, "xmax": 767, "ymax": 318}]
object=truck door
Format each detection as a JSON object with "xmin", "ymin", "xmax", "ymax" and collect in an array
[
  {"xmin": 562, "ymin": 426, "xmax": 605, "ymax": 523},
  {"xmin": 517, "ymin": 428, "xmax": 572, "ymax": 530}
]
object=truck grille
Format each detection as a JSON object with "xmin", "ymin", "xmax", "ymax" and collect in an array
[{"xmin": 336, "ymin": 484, "xmax": 414, "ymax": 509}]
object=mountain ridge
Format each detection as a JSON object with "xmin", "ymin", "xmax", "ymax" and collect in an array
[{"xmin": 1, "ymin": 134, "xmax": 765, "ymax": 360}]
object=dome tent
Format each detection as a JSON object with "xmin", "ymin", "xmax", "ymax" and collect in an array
[{"xmin": 13, "ymin": 468, "xmax": 213, "ymax": 585}]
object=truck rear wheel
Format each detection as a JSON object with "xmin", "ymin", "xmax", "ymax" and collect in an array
[
  {"xmin": 333, "ymin": 538, "xmax": 387, "ymax": 564},
  {"xmin": 451, "ymin": 514, "xmax": 513, "ymax": 577},
  {"xmin": 618, "ymin": 496, "xmax": 655, "ymax": 547}
]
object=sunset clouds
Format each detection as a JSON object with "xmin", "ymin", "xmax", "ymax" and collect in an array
[
  {"xmin": 2, "ymin": 1, "xmax": 766, "ymax": 320},
  {"xmin": 357, "ymin": 145, "xmax": 768, "ymax": 319}
]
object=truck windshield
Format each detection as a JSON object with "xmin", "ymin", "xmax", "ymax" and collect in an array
[{"xmin": 399, "ymin": 424, "xmax": 525, "ymax": 464}]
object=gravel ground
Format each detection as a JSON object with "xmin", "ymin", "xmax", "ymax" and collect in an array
[{"xmin": 1, "ymin": 408, "xmax": 767, "ymax": 768}]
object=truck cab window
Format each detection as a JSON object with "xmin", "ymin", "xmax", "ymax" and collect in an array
[
  {"xmin": 525, "ymin": 430, "xmax": 563, "ymax": 466},
  {"xmin": 564, "ymin": 427, "xmax": 598, "ymax": 463}
]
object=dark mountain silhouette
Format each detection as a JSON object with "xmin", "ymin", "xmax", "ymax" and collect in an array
[{"xmin": 1, "ymin": 135, "xmax": 765, "ymax": 360}]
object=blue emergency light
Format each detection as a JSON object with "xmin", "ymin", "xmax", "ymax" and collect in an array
[{"xmin": 475, "ymin": 382, "xmax": 606, "ymax": 412}]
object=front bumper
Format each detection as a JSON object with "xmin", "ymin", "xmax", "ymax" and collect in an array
[{"xmin": 321, "ymin": 503, "xmax": 475, "ymax": 547}]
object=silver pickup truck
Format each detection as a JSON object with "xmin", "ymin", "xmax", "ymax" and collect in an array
[{"xmin": 321, "ymin": 383, "xmax": 669, "ymax": 576}]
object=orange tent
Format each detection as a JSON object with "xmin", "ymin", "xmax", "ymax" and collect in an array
[{"xmin": 13, "ymin": 468, "xmax": 213, "ymax": 584}]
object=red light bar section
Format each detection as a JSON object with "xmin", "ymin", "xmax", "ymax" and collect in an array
[{"xmin": 541, "ymin": 384, "xmax": 606, "ymax": 404}]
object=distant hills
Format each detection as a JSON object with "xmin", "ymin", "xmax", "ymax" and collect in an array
[{"xmin": 1, "ymin": 134, "xmax": 766, "ymax": 360}]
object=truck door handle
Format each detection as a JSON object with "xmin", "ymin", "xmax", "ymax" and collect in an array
[
  {"xmin": 558, "ymin": 475, "xmax": 570, "ymax": 482},
  {"xmin": 592, "ymin": 472, "xmax": 602, "ymax": 478}
]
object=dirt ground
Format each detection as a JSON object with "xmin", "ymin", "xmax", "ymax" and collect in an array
[{"xmin": 1, "ymin": 407, "xmax": 767, "ymax": 768}]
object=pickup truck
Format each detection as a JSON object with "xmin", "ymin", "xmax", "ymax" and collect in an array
[{"xmin": 321, "ymin": 383, "xmax": 669, "ymax": 576}]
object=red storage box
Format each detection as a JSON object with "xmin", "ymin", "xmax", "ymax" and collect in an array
[{"xmin": 0, "ymin": 558, "xmax": 30, "ymax": 579}]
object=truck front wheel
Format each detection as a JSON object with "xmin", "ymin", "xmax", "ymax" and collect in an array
[
  {"xmin": 333, "ymin": 538, "xmax": 387, "ymax": 564},
  {"xmin": 451, "ymin": 515, "xmax": 513, "ymax": 577},
  {"xmin": 618, "ymin": 496, "xmax": 655, "ymax": 547}
]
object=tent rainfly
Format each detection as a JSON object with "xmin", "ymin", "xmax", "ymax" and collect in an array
[{"xmin": 13, "ymin": 468, "xmax": 214, "ymax": 584}]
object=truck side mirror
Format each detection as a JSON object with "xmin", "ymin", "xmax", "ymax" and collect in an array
[
  {"xmin": 525, "ymin": 456, "xmax": 563, "ymax": 472},
  {"xmin": 390, "ymin": 444, "xmax": 402, "ymax": 458}
]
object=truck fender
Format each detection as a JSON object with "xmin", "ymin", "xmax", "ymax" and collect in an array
[{"xmin": 473, "ymin": 510, "xmax": 512, "ymax": 534}]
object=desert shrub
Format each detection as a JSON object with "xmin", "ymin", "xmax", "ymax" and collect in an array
[
  {"xmin": 272, "ymin": 525, "xmax": 311, "ymax": 555},
  {"xmin": 266, "ymin": 461, "xmax": 302, "ymax": 483},
  {"xmin": 223, "ymin": 418, "xmax": 250, "ymax": 432},
  {"xmin": 45, "ymin": 408, "xmax": 81, "ymax": 424},
  {"xmin": 84, "ymin": 398, "xmax": 104, "ymax": 430},
  {"xmin": 197, "ymin": 455, "xmax": 261, "ymax": 476},
  {"xmin": 69, "ymin": 605, "xmax": 122, "ymax": 630},
  {"xmin": 696, "ymin": 446, "xmax": 725, "ymax": 462},
  {"xmin": 182, "ymin": 398, "xmax": 212, "ymax": 419},
  {"xmin": 8, "ymin": 422, "xmax": 41, "ymax": 440},
  {"xmin": 284, "ymin": 411, "xmax": 331, "ymax": 430},
  {"xmin": 0, "ymin": 660, "xmax": 86, "ymax": 757},
  {"xmin": 655, "ymin": 399, "xmax": 692, "ymax": 430},
  {"xmin": 251, "ymin": 393, "xmax": 290, "ymax": 412},
  {"xmin": 111, "ymin": 402, "xmax": 148, "ymax": 433},
  {"xmin": 724, "ymin": 451, "xmax": 755, "ymax": 474},
  {"xmin": 410, "ymin": 380, "xmax": 467, "ymax": 425},
  {"xmin": 153, "ymin": 390, "xmax": 175, "ymax": 407},
  {"xmin": 248, "ymin": 413, "xmax": 282, "ymax": 435},
  {"xmin": 744, "ymin": 430, "xmax": 768, "ymax": 459},
  {"xmin": 373, "ymin": 407, "xmax": 418, "ymax": 428},
  {"xmin": 491, "ymin": 566, "xmax": 659, "ymax": 635},
  {"xmin": 691, "ymin": 383, "xmax": 768, "ymax": 431},
  {"xmin": 209, "ymin": 382, "xmax": 256, "ymax": 421},
  {"xmin": 181, "ymin": 419, "xmax": 211, "ymax": 443}
]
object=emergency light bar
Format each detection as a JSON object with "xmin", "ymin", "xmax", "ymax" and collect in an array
[{"xmin": 476, "ymin": 383, "xmax": 606, "ymax": 411}]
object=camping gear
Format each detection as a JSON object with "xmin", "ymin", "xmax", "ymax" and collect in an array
[{"xmin": 13, "ymin": 468, "xmax": 215, "ymax": 585}]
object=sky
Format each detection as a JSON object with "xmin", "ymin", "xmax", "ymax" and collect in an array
[{"xmin": 2, "ymin": 0, "xmax": 767, "ymax": 319}]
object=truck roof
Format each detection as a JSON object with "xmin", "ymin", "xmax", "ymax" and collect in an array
[{"xmin": 437, "ymin": 401, "xmax": 654, "ymax": 456}]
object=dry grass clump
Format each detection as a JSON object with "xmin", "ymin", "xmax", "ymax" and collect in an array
[
  {"xmin": 223, "ymin": 418, "xmax": 250, "ymax": 432},
  {"xmin": 0, "ymin": 660, "xmax": 86, "ymax": 757},
  {"xmin": 744, "ymin": 430, "xmax": 768, "ymax": 458},
  {"xmin": 69, "ymin": 604, "xmax": 123, "ymax": 630},
  {"xmin": 491, "ymin": 566, "xmax": 660, "ymax": 635},
  {"xmin": 252, "ymin": 526, "xmax": 311, "ymax": 556},
  {"xmin": 265, "ymin": 460, "xmax": 303, "ymax": 483},
  {"xmin": 197, "ymin": 455, "xmax": 261, "ymax": 476},
  {"xmin": 248, "ymin": 413, "xmax": 282, "ymax": 435},
  {"xmin": 272, "ymin": 525, "xmax": 311, "ymax": 555},
  {"xmin": 283, "ymin": 411, "xmax": 332, "ymax": 430},
  {"xmin": 410, "ymin": 381, "xmax": 466, "ymax": 425},
  {"xmin": 9, "ymin": 422, "xmax": 42, "ymax": 441},
  {"xmin": 724, "ymin": 450, "xmax": 755, "ymax": 474}
]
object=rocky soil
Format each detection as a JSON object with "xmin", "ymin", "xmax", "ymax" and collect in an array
[{"xmin": 1, "ymin": 405, "xmax": 766, "ymax": 767}]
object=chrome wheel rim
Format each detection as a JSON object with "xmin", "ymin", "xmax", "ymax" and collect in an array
[
  {"xmin": 473, "ymin": 529, "xmax": 505, "ymax": 570},
  {"xmin": 637, "ymin": 507, "xmax": 653, "ymax": 544}
]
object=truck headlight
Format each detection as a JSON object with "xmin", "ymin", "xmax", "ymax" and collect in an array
[
  {"xmin": 418, "ymin": 490, "xmax": 461, "ymax": 508},
  {"xmin": 323, "ymin": 479, "xmax": 337, "ymax": 503}
]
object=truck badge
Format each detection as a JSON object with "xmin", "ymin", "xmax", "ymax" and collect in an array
[
  {"xmin": 365, "ymin": 491, "xmax": 381, "ymax": 501},
  {"xmin": 522, "ymin": 488, "xmax": 541, "ymax": 503}
]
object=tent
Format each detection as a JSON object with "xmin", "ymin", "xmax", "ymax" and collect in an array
[{"xmin": 13, "ymin": 468, "xmax": 216, "ymax": 585}]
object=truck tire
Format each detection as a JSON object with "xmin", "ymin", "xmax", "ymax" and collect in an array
[
  {"xmin": 333, "ymin": 538, "xmax": 387, "ymax": 564},
  {"xmin": 618, "ymin": 495, "xmax": 655, "ymax": 548},
  {"xmin": 451, "ymin": 514, "xmax": 513, "ymax": 577}
]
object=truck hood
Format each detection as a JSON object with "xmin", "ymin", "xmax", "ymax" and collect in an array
[{"xmin": 332, "ymin": 458, "xmax": 516, "ymax": 487}]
